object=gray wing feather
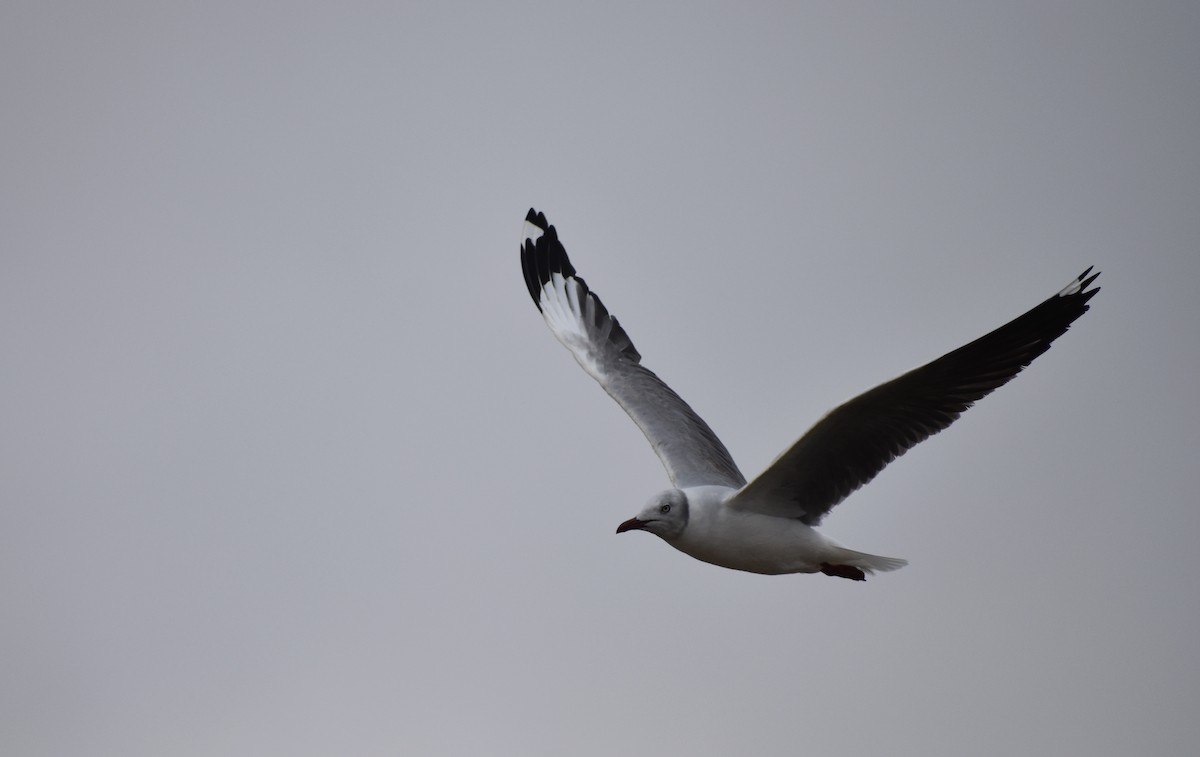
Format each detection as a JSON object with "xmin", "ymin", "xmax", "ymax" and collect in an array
[
  {"xmin": 521, "ymin": 209, "xmax": 745, "ymax": 489},
  {"xmin": 727, "ymin": 267, "xmax": 1101, "ymax": 524}
]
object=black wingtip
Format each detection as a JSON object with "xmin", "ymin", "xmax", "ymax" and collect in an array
[
  {"xmin": 525, "ymin": 207, "xmax": 548, "ymax": 232},
  {"xmin": 1072, "ymin": 266, "xmax": 1102, "ymax": 306},
  {"xmin": 521, "ymin": 209, "xmax": 552, "ymax": 308},
  {"xmin": 517, "ymin": 209, "xmax": 643, "ymax": 363},
  {"xmin": 1079, "ymin": 268, "xmax": 1101, "ymax": 294},
  {"xmin": 1056, "ymin": 266, "xmax": 1101, "ymax": 303},
  {"xmin": 520, "ymin": 208, "xmax": 577, "ymax": 310}
]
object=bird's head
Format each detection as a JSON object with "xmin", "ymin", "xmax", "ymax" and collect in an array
[{"xmin": 616, "ymin": 489, "xmax": 689, "ymax": 540}]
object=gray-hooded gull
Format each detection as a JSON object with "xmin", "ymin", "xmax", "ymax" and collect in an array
[{"xmin": 520, "ymin": 209, "xmax": 1100, "ymax": 580}]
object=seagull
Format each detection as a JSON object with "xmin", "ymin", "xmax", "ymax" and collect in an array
[{"xmin": 520, "ymin": 209, "xmax": 1099, "ymax": 580}]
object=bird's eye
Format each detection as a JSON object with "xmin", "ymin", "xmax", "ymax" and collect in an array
[{"xmin": 659, "ymin": 504, "xmax": 671, "ymax": 514}]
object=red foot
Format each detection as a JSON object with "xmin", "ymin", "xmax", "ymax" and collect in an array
[{"xmin": 820, "ymin": 563, "xmax": 866, "ymax": 581}]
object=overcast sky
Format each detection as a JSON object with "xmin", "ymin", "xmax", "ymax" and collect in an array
[{"xmin": 3, "ymin": 2, "xmax": 1199, "ymax": 756}]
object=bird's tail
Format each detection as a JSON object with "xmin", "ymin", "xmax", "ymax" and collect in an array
[{"xmin": 832, "ymin": 547, "xmax": 908, "ymax": 575}]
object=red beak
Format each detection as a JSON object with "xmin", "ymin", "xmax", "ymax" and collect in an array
[{"xmin": 615, "ymin": 517, "xmax": 648, "ymax": 534}]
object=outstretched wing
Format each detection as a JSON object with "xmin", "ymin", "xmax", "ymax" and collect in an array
[
  {"xmin": 520, "ymin": 209, "xmax": 745, "ymax": 489},
  {"xmin": 726, "ymin": 267, "xmax": 1101, "ymax": 525}
]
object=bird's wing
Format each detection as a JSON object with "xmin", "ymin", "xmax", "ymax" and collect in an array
[
  {"xmin": 520, "ymin": 209, "xmax": 745, "ymax": 489},
  {"xmin": 726, "ymin": 267, "xmax": 1101, "ymax": 525}
]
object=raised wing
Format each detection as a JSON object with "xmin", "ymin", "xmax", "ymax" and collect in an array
[
  {"xmin": 520, "ymin": 209, "xmax": 745, "ymax": 489},
  {"xmin": 726, "ymin": 267, "xmax": 1101, "ymax": 525}
]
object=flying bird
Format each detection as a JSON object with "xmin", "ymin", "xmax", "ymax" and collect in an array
[{"xmin": 520, "ymin": 209, "xmax": 1099, "ymax": 580}]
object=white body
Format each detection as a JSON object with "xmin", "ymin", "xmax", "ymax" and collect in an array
[
  {"xmin": 672, "ymin": 486, "xmax": 841, "ymax": 574},
  {"xmin": 665, "ymin": 487, "xmax": 903, "ymax": 575}
]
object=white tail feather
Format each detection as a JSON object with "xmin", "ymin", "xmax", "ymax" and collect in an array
[{"xmin": 836, "ymin": 548, "xmax": 908, "ymax": 574}]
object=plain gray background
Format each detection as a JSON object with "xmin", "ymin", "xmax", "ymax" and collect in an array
[{"xmin": 3, "ymin": 2, "xmax": 1198, "ymax": 755}]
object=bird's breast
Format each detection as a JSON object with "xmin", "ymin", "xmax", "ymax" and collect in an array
[{"xmin": 671, "ymin": 501, "xmax": 831, "ymax": 575}]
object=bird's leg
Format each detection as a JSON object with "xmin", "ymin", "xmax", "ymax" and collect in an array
[{"xmin": 820, "ymin": 563, "xmax": 866, "ymax": 581}]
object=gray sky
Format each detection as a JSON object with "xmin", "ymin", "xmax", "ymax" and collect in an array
[{"xmin": 3, "ymin": 2, "xmax": 1198, "ymax": 755}]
